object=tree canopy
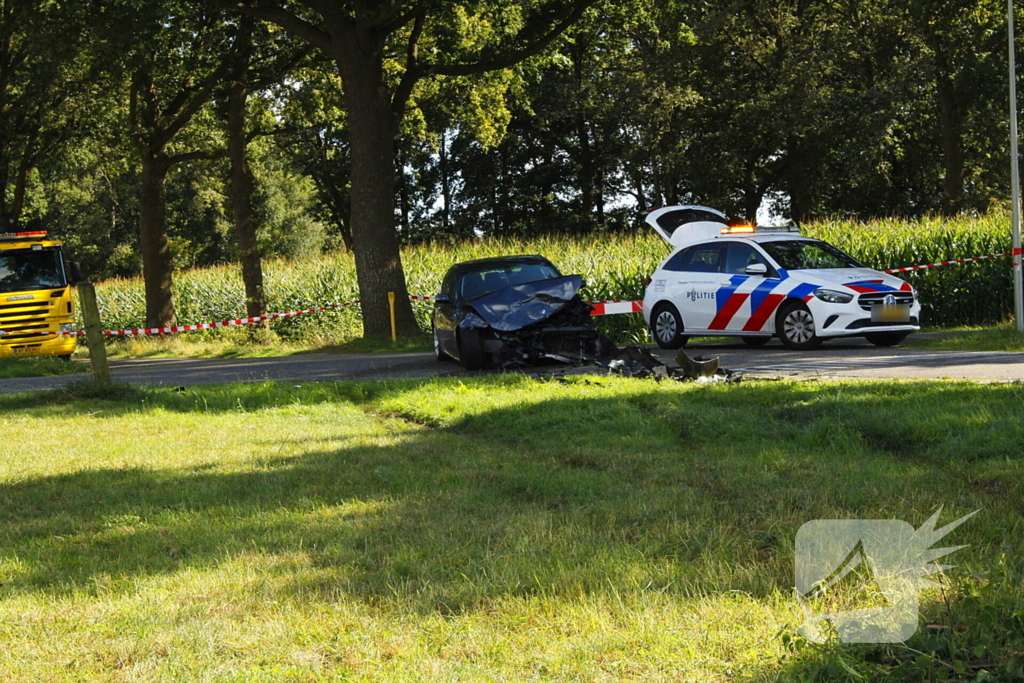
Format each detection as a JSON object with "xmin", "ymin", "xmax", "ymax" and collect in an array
[{"xmin": 4, "ymin": 0, "xmax": 1020, "ymax": 332}]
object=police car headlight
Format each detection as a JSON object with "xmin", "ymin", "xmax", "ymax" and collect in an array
[
  {"xmin": 813, "ymin": 288, "xmax": 854, "ymax": 304},
  {"xmin": 60, "ymin": 323, "xmax": 76, "ymax": 334}
]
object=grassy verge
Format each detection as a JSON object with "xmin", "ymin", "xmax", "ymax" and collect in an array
[
  {"xmin": 77, "ymin": 331, "xmax": 432, "ymax": 359},
  {"xmin": 0, "ymin": 355, "xmax": 87, "ymax": 378},
  {"xmin": 906, "ymin": 322, "xmax": 1024, "ymax": 352},
  {"xmin": 1, "ymin": 376, "xmax": 1021, "ymax": 681}
]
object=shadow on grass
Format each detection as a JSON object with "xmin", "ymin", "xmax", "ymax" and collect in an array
[{"xmin": 1, "ymin": 377, "xmax": 1022, "ymax": 676}]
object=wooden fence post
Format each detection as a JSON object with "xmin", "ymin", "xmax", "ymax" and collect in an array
[{"xmin": 77, "ymin": 283, "xmax": 111, "ymax": 383}]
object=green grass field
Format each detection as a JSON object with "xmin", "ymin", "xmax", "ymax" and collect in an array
[{"xmin": 2, "ymin": 376, "xmax": 1021, "ymax": 681}]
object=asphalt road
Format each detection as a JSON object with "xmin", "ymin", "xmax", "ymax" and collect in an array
[{"xmin": 2, "ymin": 337, "xmax": 1023, "ymax": 395}]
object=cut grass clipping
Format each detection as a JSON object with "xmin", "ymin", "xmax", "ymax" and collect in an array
[{"xmin": 1, "ymin": 376, "xmax": 1022, "ymax": 681}]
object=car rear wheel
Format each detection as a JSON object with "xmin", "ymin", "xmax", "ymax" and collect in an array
[
  {"xmin": 741, "ymin": 336, "xmax": 771, "ymax": 347},
  {"xmin": 776, "ymin": 301, "xmax": 823, "ymax": 350},
  {"xmin": 458, "ymin": 328, "xmax": 485, "ymax": 370},
  {"xmin": 865, "ymin": 332, "xmax": 908, "ymax": 347},
  {"xmin": 651, "ymin": 303, "xmax": 688, "ymax": 349}
]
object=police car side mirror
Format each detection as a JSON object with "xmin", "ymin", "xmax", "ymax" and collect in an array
[
  {"xmin": 745, "ymin": 263, "xmax": 768, "ymax": 276},
  {"xmin": 69, "ymin": 261, "xmax": 83, "ymax": 284},
  {"xmin": 434, "ymin": 293, "xmax": 451, "ymax": 304}
]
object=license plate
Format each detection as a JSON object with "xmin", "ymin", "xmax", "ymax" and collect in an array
[
  {"xmin": 871, "ymin": 303, "xmax": 910, "ymax": 323},
  {"xmin": 12, "ymin": 347, "xmax": 42, "ymax": 355}
]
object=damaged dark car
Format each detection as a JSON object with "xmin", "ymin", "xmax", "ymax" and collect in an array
[{"xmin": 431, "ymin": 255, "xmax": 614, "ymax": 370}]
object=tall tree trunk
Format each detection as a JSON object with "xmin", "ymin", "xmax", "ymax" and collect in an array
[
  {"xmin": 227, "ymin": 43, "xmax": 267, "ymax": 327},
  {"xmin": 439, "ymin": 132, "xmax": 452, "ymax": 233},
  {"xmin": 226, "ymin": 17, "xmax": 266, "ymax": 326},
  {"xmin": 335, "ymin": 50, "xmax": 418, "ymax": 338},
  {"xmin": 577, "ymin": 115, "xmax": 595, "ymax": 229},
  {"xmin": 0, "ymin": 158, "xmax": 9, "ymax": 220},
  {"xmin": 10, "ymin": 142, "xmax": 34, "ymax": 222},
  {"xmin": 935, "ymin": 68, "xmax": 964, "ymax": 215},
  {"xmin": 139, "ymin": 152, "xmax": 177, "ymax": 328},
  {"xmin": 397, "ymin": 143, "xmax": 410, "ymax": 239}
]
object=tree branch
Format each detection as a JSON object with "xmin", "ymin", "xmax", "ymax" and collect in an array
[
  {"xmin": 251, "ymin": 43, "xmax": 314, "ymax": 91},
  {"xmin": 427, "ymin": 0, "xmax": 596, "ymax": 77},
  {"xmin": 155, "ymin": 66, "xmax": 228, "ymax": 149},
  {"xmin": 167, "ymin": 149, "xmax": 227, "ymax": 166},
  {"xmin": 246, "ymin": 125, "xmax": 302, "ymax": 142},
  {"xmin": 225, "ymin": 1, "xmax": 333, "ymax": 52},
  {"xmin": 374, "ymin": 1, "xmax": 425, "ymax": 34},
  {"xmin": 391, "ymin": 9, "xmax": 425, "ymax": 118}
]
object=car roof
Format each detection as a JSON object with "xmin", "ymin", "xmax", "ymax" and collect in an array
[
  {"xmin": 671, "ymin": 234, "xmax": 816, "ymax": 250},
  {"xmin": 448, "ymin": 255, "xmax": 556, "ymax": 274},
  {"xmin": 743, "ymin": 234, "xmax": 816, "ymax": 243}
]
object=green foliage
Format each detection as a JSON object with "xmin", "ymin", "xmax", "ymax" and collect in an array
[
  {"xmin": 806, "ymin": 213, "xmax": 1015, "ymax": 327},
  {"xmin": 89, "ymin": 214, "xmax": 1015, "ymax": 340}
]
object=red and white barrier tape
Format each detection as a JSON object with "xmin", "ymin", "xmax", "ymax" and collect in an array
[
  {"xmin": 884, "ymin": 250, "xmax": 1015, "ymax": 273},
  {"xmin": 588, "ymin": 300, "xmax": 643, "ymax": 316},
  {"xmin": 6, "ymin": 248, "xmax": 1021, "ymax": 340}
]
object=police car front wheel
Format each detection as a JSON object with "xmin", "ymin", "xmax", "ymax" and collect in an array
[
  {"xmin": 777, "ymin": 301, "xmax": 823, "ymax": 350},
  {"xmin": 651, "ymin": 303, "xmax": 688, "ymax": 349}
]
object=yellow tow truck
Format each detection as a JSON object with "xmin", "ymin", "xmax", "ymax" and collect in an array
[{"xmin": 0, "ymin": 230, "xmax": 81, "ymax": 359}]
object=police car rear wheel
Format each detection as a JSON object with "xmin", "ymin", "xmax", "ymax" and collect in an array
[
  {"xmin": 651, "ymin": 303, "xmax": 688, "ymax": 349},
  {"xmin": 777, "ymin": 301, "xmax": 823, "ymax": 350}
]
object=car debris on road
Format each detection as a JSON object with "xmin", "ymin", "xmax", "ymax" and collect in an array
[{"xmin": 600, "ymin": 345, "xmax": 741, "ymax": 383}]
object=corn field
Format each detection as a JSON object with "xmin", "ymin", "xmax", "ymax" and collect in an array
[{"xmin": 92, "ymin": 213, "xmax": 1017, "ymax": 342}]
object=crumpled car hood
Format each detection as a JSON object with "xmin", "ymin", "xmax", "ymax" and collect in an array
[{"xmin": 462, "ymin": 275, "xmax": 585, "ymax": 331}]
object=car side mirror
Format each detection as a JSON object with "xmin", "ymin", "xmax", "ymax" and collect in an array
[
  {"xmin": 434, "ymin": 293, "xmax": 451, "ymax": 303},
  {"xmin": 745, "ymin": 263, "xmax": 768, "ymax": 276},
  {"xmin": 69, "ymin": 261, "xmax": 83, "ymax": 284}
]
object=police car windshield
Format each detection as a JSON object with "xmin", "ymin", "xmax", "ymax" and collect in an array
[
  {"xmin": 760, "ymin": 240, "xmax": 864, "ymax": 270},
  {"xmin": 0, "ymin": 248, "xmax": 66, "ymax": 293}
]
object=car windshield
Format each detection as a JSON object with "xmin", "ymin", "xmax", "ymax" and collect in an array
[
  {"xmin": 459, "ymin": 262, "xmax": 561, "ymax": 299},
  {"xmin": 0, "ymin": 248, "xmax": 66, "ymax": 293},
  {"xmin": 759, "ymin": 240, "xmax": 864, "ymax": 270}
]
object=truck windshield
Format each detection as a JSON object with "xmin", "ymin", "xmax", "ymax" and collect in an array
[
  {"xmin": 760, "ymin": 240, "xmax": 864, "ymax": 270},
  {"xmin": 0, "ymin": 248, "xmax": 66, "ymax": 293}
]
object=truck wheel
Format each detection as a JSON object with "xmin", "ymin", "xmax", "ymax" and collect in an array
[
  {"xmin": 458, "ymin": 328, "xmax": 485, "ymax": 370},
  {"xmin": 776, "ymin": 301, "xmax": 823, "ymax": 350}
]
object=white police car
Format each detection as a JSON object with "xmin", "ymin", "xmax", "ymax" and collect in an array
[{"xmin": 642, "ymin": 205, "xmax": 921, "ymax": 350}]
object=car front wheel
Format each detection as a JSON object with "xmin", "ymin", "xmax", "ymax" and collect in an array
[
  {"xmin": 651, "ymin": 303, "xmax": 688, "ymax": 349},
  {"xmin": 776, "ymin": 301, "xmax": 823, "ymax": 350},
  {"xmin": 458, "ymin": 328, "xmax": 485, "ymax": 370}
]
